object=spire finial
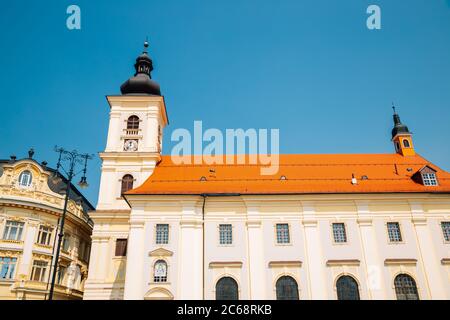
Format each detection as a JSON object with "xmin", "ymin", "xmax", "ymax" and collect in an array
[
  {"xmin": 392, "ymin": 102, "xmax": 397, "ymax": 114},
  {"xmin": 143, "ymin": 37, "xmax": 149, "ymax": 53}
]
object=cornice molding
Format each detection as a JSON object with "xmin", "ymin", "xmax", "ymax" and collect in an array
[
  {"xmin": 384, "ymin": 258, "xmax": 417, "ymax": 266},
  {"xmin": 149, "ymin": 248, "xmax": 173, "ymax": 257},
  {"xmin": 326, "ymin": 259, "xmax": 360, "ymax": 267},
  {"xmin": 268, "ymin": 261, "xmax": 302, "ymax": 268},
  {"xmin": 209, "ymin": 261, "xmax": 243, "ymax": 268}
]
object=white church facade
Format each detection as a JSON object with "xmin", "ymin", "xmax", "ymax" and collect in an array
[{"xmin": 83, "ymin": 43, "xmax": 450, "ymax": 300}]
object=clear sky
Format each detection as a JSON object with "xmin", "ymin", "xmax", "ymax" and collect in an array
[{"xmin": 1, "ymin": 0, "xmax": 449, "ymax": 205}]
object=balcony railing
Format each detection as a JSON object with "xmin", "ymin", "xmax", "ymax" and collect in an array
[{"xmin": 124, "ymin": 128, "xmax": 140, "ymax": 136}]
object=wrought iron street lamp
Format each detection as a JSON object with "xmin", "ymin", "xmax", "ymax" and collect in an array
[{"xmin": 48, "ymin": 146, "xmax": 93, "ymax": 300}]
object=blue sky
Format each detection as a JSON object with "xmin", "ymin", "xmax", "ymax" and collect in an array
[{"xmin": 1, "ymin": 0, "xmax": 449, "ymax": 205}]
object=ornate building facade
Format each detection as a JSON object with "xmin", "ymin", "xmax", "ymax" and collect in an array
[
  {"xmin": 84, "ymin": 43, "xmax": 450, "ymax": 300},
  {"xmin": 0, "ymin": 151, "xmax": 94, "ymax": 300}
]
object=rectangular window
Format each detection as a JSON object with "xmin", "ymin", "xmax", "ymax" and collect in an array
[
  {"xmin": 156, "ymin": 224, "xmax": 169, "ymax": 244},
  {"xmin": 0, "ymin": 257, "xmax": 17, "ymax": 280},
  {"xmin": 2, "ymin": 221, "xmax": 24, "ymax": 241},
  {"xmin": 219, "ymin": 224, "xmax": 233, "ymax": 245},
  {"xmin": 57, "ymin": 265, "xmax": 66, "ymax": 285},
  {"xmin": 31, "ymin": 260, "xmax": 48, "ymax": 282},
  {"xmin": 37, "ymin": 225, "xmax": 53, "ymax": 246},
  {"xmin": 442, "ymin": 222, "xmax": 450, "ymax": 242},
  {"xmin": 276, "ymin": 223, "xmax": 290, "ymax": 244},
  {"xmin": 115, "ymin": 239, "xmax": 128, "ymax": 256},
  {"xmin": 85, "ymin": 244, "xmax": 91, "ymax": 263},
  {"xmin": 387, "ymin": 222, "xmax": 402, "ymax": 242},
  {"xmin": 422, "ymin": 173, "xmax": 438, "ymax": 186},
  {"xmin": 332, "ymin": 223, "xmax": 347, "ymax": 243},
  {"xmin": 62, "ymin": 234, "xmax": 70, "ymax": 252}
]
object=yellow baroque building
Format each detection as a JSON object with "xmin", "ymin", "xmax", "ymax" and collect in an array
[
  {"xmin": 84, "ymin": 43, "xmax": 450, "ymax": 300},
  {"xmin": 0, "ymin": 151, "xmax": 94, "ymax": 300}
]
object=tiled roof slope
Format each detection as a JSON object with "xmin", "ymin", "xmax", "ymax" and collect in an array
[{"xmin": 126, "ymin": 154, "xmax": 450, "ymax": 195}]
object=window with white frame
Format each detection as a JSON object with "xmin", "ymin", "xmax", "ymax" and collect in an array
[
  {"xmin": 422, "ymin": 173, "xmax": 438, "ymax": 186},
  {"xmin": 219, "ymin": 224, "xmax": 233, "ymax": 245},
  {"xmin": 332, "ymin": 223, "xmax": 347, "ymax": 243},
  {"xmin": 2, "ymin": 221, "xmax": 25, "ymax": 241},
  {"xmin": 156, "ymin": 224, "xmax": 169, "ymax": 244},
  {"xmin": 18, "ymin": 170, "xmax": 32, "ymax": 187},
  {"xmin": 37, "ymin": 225, "xmax": 53, "ymax": 246},
  {"xmin": 387, "ymin": 222, "xmax": 402, "ymax": 242},
  {"xmin": 0, "ymin": 257, "xmax": 17, "ymax": 280},
  {"xmin": 153, "ymin": 260, "xmax": 167, "ymax": 282},
  {"xmin": 442, "ymin": 222, "xmax": 450, "ymax": 242},
  {"xmin": 276, "ymin": 223, "xmax": 290, "ymax": 244},
  {"xmin": 31, "ymin": 260, "xmax": 48, "ymax": 282}
]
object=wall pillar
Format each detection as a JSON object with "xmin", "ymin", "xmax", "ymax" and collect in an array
[
  {"xmin": 356, "ymin": 201, "xmax": 386, "ymax": 299},
  {"xmin": 123, "ymin": 220, "xmax": 145, "ymax": 300},
  {"xmin": 105, "ymin": 110, "xmax": 121, "ymax": 152},
  {"xmin": 301, "ymin": 202, "xmax": 327, "ymax": 299},
  {"xmin": 409, "ymin": 202, "xmax": 447, "ymax": 299},
  {"xmin": 245, "ymin": 204, "xmax": 265, "ymax": 299},
  {"xmin": 178, "ymin": 203, "xmax": 203, "ymax": 299},
  {"xmin": 18, "ymin": 221, "xmax": 38, "ymax": 277}
]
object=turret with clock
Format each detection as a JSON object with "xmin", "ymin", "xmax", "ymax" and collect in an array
[{"xmin": 96, "ymin": 41, "xmax": 168, "ymax": 213}]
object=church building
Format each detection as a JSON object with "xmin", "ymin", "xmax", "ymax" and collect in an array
[{"xmin": 83, "ymin": 42, "xmax": 450, "ymax": 300}]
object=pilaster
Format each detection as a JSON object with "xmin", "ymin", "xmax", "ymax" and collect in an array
[
  {"xmin": 245, "ymin": 204, "xmax": 265, "ymax": 299},
  {"xmin": 356, "ymin": 201, "xmax": 386, "ymax": 299},
  {"xmin": 301, "ymin": 201, "xmax": 327, "ymax": 299},
  {"xmin": 123, "ymin": 218, "xmax": 146, "ymax": 300},
  {"xmin": 409, "ymin": 201, "xmax": 447, "ymax": 299},
  {"xmin": 17, "ymin": 220, "xmax": 38, "ymax": 277},
  {"xmin": 178, "ymin": 202, "xmax": 203, "ymax": 299}
]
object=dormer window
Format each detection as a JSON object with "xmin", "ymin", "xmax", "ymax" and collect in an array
[
  {"xmin": 413, "ymin": 166, "xmax": 439, "ymax": 186},
  {"xmin": 18, "ymin": 170, "xmax": 32, "ymax": 187},
  {"xmin": 422, "ymin": 172, "xmax": 438, "ymax": 186}
]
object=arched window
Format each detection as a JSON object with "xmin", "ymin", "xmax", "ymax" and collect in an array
[
  {"xmin": 394, "ymin": 274, "xmax": 419, "ymax": 300},
  {"xmin": 153, "ymin": 260, "xmax": 167, "ymax": 282},
  {"xmin": 276, "ymin": 276, "xmax": 299, "ymax": 300},
  {"xmin": 121, "ymin": 174, "xmax": 134, "ymax": 195},
  {"xmin": 336, "ymin": 275, "xmax": 360, "ymax": 300},
  {"xmin": 127, "ymin": 115, "xmax": 140, "ymax": 129},
  {"xmin": 18, "ymin": 170, "xmax": 32, "ymax": 187},
  {"xmin": 216, "ymin": 277, "xmax": 238, "ymax": 300},
  {"xmin": 403, "ymin": 139, "xmax": 410, "ymax": 148}
]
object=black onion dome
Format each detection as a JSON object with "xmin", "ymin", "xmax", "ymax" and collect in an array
[
  {"xmin": 391, "ymin": 107, "xmax": 410, "ymax": 138},
  {"xmin": 120, "ymin": 41, "xmax": 161, "ymax": 95}
]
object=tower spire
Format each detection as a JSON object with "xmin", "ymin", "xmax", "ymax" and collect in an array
[
  {"xmin": 390, "ymin": 106, "xmax": 415, "ymax": 156},
  {"xmin": 120, "ymin": 39, "xmax": 161, "ymax": 95},
  {"xmin": 391, "ymin": 105, "xmax": 410, "ymax": 137}
]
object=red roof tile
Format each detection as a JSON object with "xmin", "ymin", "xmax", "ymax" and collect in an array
[{"xmin": 126, "ymin": 154, "xmax": 450, "ymax": 195}]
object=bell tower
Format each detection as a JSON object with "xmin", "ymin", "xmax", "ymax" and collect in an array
[
  {"xmin": 97, "ymin": 41, "xmax": 168, "ymax": 210},
  {"xmin": 391, "ymin": 106, "xmax": 415, "ymax": 157}
]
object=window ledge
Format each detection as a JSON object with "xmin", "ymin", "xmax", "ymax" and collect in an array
[
  {"xmin": 35, "ymin": 243, "xmax": 52, "ymax": 249},
  {"xmin": 0, "ymin": 239, "xmax": 23, "ymax": 244},
  {"xmin": 148, "ymin": 281, "xmax": 171, "ymax": 285}
]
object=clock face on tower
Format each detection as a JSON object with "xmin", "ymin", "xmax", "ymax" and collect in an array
[{"xmin": 124, "ymin": 139, "xmax": 138, "ymax": 152}]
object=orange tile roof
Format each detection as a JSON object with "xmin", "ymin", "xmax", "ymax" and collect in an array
[{"xmin": 126, "ymin": 154, "xmax": 450, "ymax": 195}]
